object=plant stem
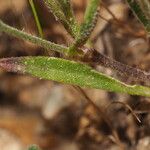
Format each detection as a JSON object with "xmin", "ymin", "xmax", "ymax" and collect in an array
[
  {"xmin": 29, "ymin": 0, "xmax": 44, "ymax": 38},
  {"xmin": 0, "ymin": 20, "xmax": 69, "ymax": 54}
]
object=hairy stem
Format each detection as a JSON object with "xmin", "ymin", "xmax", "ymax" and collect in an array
[{"xmin": 0, "ymin": 20, "xmax": 69, "ymax": 54}]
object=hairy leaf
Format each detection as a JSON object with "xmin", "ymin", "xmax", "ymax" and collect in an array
[
  {"xmin": 74, "ymin": 0, "xmax": 100, "ymax": 47},
  {"xmin": 44, "ymin": 0, "xmax": 78, "ymax": 38},
  {"xmin": 44, "ymin": 0, "xmax": 66, "ymax": 22},
  {"xmin": 0, "ymin": 56, "xmax": 150, "ymax": 97},
  {"xmin": 58, "ymin": 0, "xmax": 79, "ymax": 38},
  {"xmin": 126, "ymin": 0, "xmax": 150, "ymax": 33}
]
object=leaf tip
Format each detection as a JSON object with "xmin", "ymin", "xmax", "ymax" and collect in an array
[{"xmin": 0, "ymin": 57, "xmax": 25, "ymax": 73}]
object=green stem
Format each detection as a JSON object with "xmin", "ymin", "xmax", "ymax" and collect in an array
[
  {"xmin": 29, "ymin": 0, "xmax": 44, "ymax": 38},
  {"xmin": 0, "ymin": 20, "xmax": 69, "ymax": 54}
]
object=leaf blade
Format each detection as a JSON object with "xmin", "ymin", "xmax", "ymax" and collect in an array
[
  {"xmin": 57, "ymin": 0, "xmax": 79, "ymax": 38},
  {"xmin": 74, "ymin": 0, "xmax": 100, "ymax": 47},
  {"xmin": 126, "ymin": 0, "xmax": 150, "ymax": 34},
  {"xmin": 44, "ymin": 0, "xmax": 79, "ymax": 38},
  {"xmin": 0, "ymin": 56, "xmax": 150, "ymax": 97}
]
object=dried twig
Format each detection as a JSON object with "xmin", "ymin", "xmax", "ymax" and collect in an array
[{"xmin": 105, "ymin": 101, "xmax": 141, "ymax": 123}]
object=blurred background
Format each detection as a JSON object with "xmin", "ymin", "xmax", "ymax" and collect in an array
[{"xmin": 0, "ymin": 0, "xmax": 150, "ymax": 150}]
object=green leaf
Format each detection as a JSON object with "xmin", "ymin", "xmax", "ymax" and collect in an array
[
  {"xmin": 58, "ymin": 0, "xmax": 73, "ymax": 19},
  {"xmin": 0, "ymin": 56, "xmax": 150, "ymax": 97},
  {"xmin": 74, "ymin": 0, "xmax": 100, "ymax": 47},
  {"xmin": 58, "ymin": 0, "xmax": 79, "ymax": 38},
  {"xmin": 44, "ymin": 0, "xmax": 79, "ymax": 38},
  {"xmin": 126, "ymin": 0, "xmax": 150, "ymax": 34},
  {"xmin": 44, "ymin": 0, "xmax": 66, "ymax": 22},
  {"xmin": 28, "ymin": 145, "xmax": 40, "ymax": 150}
]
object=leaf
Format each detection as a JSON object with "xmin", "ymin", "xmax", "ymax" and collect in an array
[
  {"xmin": 126, "ymin": 0, "xmax": 150, "ymax": 34},
  {"xmin": 74, "ymin": 0, "xmax": 100, "ymax": 47},
  {"xmin": 58, "ymin": 0, "xmax": 79, "ymax": 38},
  {"xmin": 44, "ymin": 0, "xmax": 79, "ymax": 38},
  {"xmin": 28, "ymin": 145, "xmax": 40, "ymax": 150},
  {"xmin": 44, "ymin": 0, "xmax": 66, "ymax": 22},
  {"xmin": 0, "ymin": 56, "xmax": 150, "ymax": 97}
]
